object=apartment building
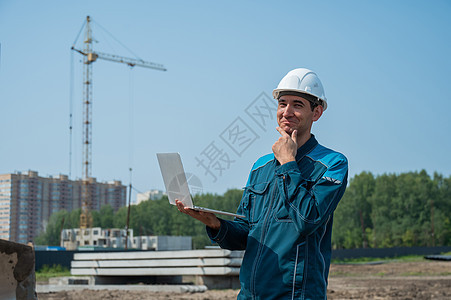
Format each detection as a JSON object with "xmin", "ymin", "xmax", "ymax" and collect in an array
[
  {"xmin": 136, "ymin": 189, "xmax": 165, "ymax": 204},
  {"xmin": 61, "ymin": 227, "xmax": 192, "ymax": 251},
  {"xmin": 0, "ymin": 170, "xmax": 126, "ymax": 244}
]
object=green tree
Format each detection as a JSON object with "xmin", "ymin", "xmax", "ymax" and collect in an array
[
  {"xmin": 65, "ymin": 208, "xmax": 81, "ymax": 229},
  {"xmin": 434, "ymin": 173, "xmax": 451, "ymax": 245},
  {"xmin": 34, "ymin": 210, "xmax": 69, "ymax": 246},
  {"xmin": 368, "ymin": 173, "xmax": 397, "ymax": 247},
  {"xmin": 332, "ymin": 171, "xmax": 375, "ymax": 249},
  {"xmin": 37, "ymin": 178, "xmax": 450, "ymax": 249},
  {"xmin": 91, "ymin": 210, "xmax": 101, "ymax": 227},
  {"xmin": 99, "ymin": 205, "xmax": 115, "ymax": 228},
  {"xmin": 113, "ymin": 206, "xmax": 128, "ymax": 229}
]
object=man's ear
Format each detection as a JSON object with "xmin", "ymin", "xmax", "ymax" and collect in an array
[{"xmin": 312, "ymin": 105, "xmax": 324, "ymax": 122}]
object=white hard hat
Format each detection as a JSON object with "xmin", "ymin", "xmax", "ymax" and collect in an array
[{"xmin": 273, "ymin": 68, "xmax": 328, "ymax": 110}]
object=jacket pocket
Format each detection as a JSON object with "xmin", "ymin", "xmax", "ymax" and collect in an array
[
  {"xmin": 243, "ymin": 181, "xmax": 270, "ymax": 224},
  {"xmin": 274, "ymin": 204, "xmax": 293, "ymax": 223}
]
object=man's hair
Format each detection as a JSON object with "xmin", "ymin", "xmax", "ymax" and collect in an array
[{"xmin": 308, "ymin": 101, "xmax": 319, "ymax": 111}]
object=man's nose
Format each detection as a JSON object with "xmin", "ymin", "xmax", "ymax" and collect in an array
[{"xmin": 283, "ymin": 104, "xmax": 294, "ymax": 117}]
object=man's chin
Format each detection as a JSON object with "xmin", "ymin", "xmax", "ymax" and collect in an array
[{"xmin": 281, "ymin": 126, "xmax": 293, "ymax": 134}]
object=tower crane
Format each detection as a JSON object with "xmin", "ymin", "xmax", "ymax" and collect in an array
[{"xmin": 71, "ymin": 16, "xmax": 166, "ymax": 238}]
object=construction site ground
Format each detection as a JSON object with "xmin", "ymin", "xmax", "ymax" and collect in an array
[{"xmin": 37, "ymin": 259, "xmax": 451, "ymax": 299}]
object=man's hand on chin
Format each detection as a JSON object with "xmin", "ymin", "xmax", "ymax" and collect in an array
[{"xmin": 272, "ymin": 127, "xmax": 297, "ymax": 165}]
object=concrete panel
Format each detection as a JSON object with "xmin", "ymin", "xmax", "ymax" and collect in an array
[
  {"xmin": 36, "ymin": 284, "xmax": 207, "ymax": 293},
  {"xmin": 93, "ymin": 275, "xmax": 183, "ymax": 285},
  {"xmin": 0, "ymin": 239, "xmax": 37, "ymax": 300},
  {"xmin": 71, "ymin": 266, "xmax": 240, "ymax": 276},
  {"xmin": 73, "ymin": 249, "xmax": 244, "ymax": 260},
  {"xmin": 71, "ymin": 257, "xmax": 243, "ymax": 268},
  {"xmin": 70, "ymin": 249, "xmax": 243, "ymax": 289}
]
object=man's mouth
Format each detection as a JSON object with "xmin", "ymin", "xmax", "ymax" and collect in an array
[{"xmin": 281, "ymin": 120, "xmax": 294, "ymax": 126}]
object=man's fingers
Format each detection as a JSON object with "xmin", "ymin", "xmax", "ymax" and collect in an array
[
  {"xmin": 276, "ymin": 126, "xmax": 289, "ymax": 137},
  {"xmin": 176, "ymin": 199, "xmax": 201, "ymax": 217},
  {"xmin": 291, "ymin": 130, "xmax": 298, "ymax": 144},
  {"xmin": 175, "ymin": 199, "xmax": 190, "ymax": 214}
]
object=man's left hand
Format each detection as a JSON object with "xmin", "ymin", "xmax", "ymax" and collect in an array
[{"xmin": 272, "ymin": 127, "xmax": 297, "ymax": 165}]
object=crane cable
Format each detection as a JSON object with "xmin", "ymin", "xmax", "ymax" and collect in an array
[
  {"xmin": 92, "ymin": 20, "xmax": 143, "ymax": 61},
  {"xmin": 125, "ymin": 67, "xmax": 135, "ymax": 249},
  {"xmin": 72, "ymin": 19, "xmax": 86, "ymax": 48},
  {"xmin": 69, "ymin": 50, "xmax": 74, "ymax": 179},
  {"xmin": 69, "ymin": 18, "xmax": 86, "ymax": 179},
  {"xmin": 127, "ymin": 66, "xmax": 135, "ymax": 207},
  {"xmin": 128, "ymin": 67, "xmax": 135, "ymax": 179}
]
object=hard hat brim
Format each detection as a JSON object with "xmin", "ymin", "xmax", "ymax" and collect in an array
[{"xmin": 273, "ymin": 89, "xmax": 328, "ymax": 110}]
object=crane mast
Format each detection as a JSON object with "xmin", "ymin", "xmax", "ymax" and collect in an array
[
  {"xmin": 80, "ymin": 15, "xmax": 93, "ymax": 230},
  {"xmin": 72, "ymin": 16, "xmax": 166, "ymax": 239}
]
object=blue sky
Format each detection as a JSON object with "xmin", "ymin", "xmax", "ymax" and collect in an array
[{"xmin": 1, "ymin": 0, "xmax": 450, "ymax": 201}]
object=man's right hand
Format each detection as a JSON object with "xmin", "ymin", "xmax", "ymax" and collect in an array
[{"xmin": 175, "ymin": 199, "xmax": 221, "ymax": 230}]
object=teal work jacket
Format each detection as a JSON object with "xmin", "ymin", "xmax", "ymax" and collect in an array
[{"xmin": 207, "ymin": 135, "xmax": 348, "ymax": 299}]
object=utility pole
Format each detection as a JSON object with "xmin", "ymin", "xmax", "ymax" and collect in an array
[{"xmin": 431, "ymin": 197, "xmax": 435, "ymax": 247}]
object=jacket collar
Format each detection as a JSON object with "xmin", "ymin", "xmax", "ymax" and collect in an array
[{"xmin": 295, "ymin": 134, "xmax": 318, "ymax": 162}]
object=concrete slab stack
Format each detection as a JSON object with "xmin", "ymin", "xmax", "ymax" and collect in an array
[{"xmin": 71, "ymin": 249, "xmax": 244, "ymax": 289}]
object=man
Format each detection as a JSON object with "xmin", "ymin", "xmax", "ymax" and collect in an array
[{"xmin": 176, "ymin": 68, "xmax": 348, "ymax": 299}]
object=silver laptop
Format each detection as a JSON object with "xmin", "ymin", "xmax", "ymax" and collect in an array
[{"xmin": 156, "ymin": 153, "xmax": 245, "ymax": 218}]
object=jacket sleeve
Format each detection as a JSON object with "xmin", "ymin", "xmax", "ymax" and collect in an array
[
  {"xmin": 205, "ymin": 201, "xmax": 250, "ymax": 250},
  {"xmin": 205, "ymin": 162, "xmax": 256, "ymax": 250},
  {"xmin": 275, "ymin": 155, "xmax": 348, "ymax": 235}
]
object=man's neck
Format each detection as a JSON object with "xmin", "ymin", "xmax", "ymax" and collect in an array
[{"xmin": 296, "ymin": 132, "xmax": 312, "ymax": 149}]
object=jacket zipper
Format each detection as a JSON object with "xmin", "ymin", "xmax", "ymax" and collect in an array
[{"xmin": 250, "ymin": 180, "xmax": 277, "ymax": 297}]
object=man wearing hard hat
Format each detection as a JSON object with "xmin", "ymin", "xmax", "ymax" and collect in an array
[{"xmin": 177, "ymin": 68, "xmax": 348, "ymax": 299}]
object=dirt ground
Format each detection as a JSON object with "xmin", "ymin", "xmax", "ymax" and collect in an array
[
  {"xmin": 327, "ymin": 260, "xmax": 451, "ymax": 299},
  {"xmin": 37, "ymin": 260, "xmax": 451, "ymax": 299}
]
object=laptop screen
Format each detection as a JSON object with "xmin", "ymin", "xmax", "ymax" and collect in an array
[{"xmin": 156, "ymin": 153, "xmax": 194, "ymax": 208}]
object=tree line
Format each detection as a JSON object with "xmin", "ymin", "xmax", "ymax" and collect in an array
[
  {"xmin": 36, "ymin": 170, "xmax": 451, "ymax": 249},
  {"xmin": 35, "ymin": 189, "xmax": 242, "ymax": 249},
  {"xmin": 332, "ymin": 170, "xmax": 451, "ymax": 249}
]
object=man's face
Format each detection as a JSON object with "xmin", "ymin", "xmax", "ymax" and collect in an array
[{"xmin": 276, "ymin": 95, "xmax": 323, "ymax": 135}]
